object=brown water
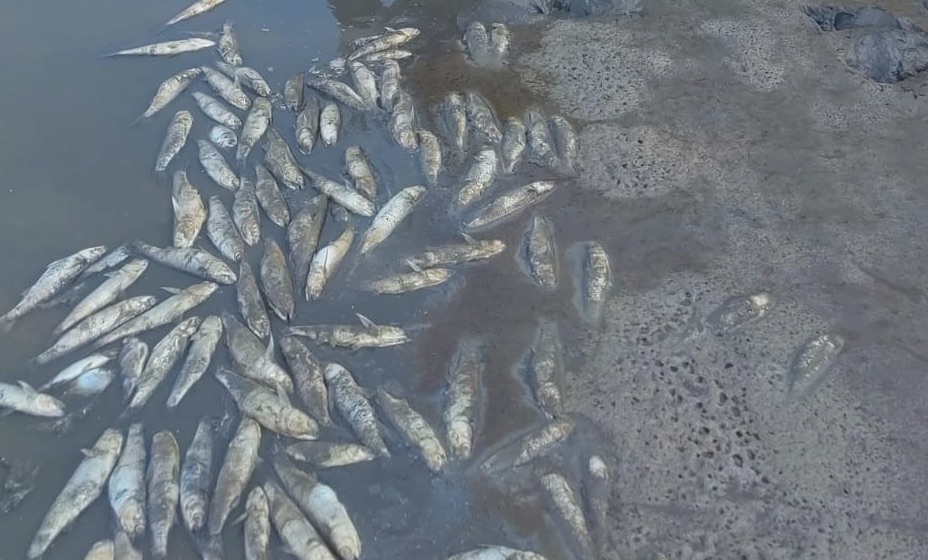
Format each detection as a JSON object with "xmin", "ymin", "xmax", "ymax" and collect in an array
[{"xmin": 0, "ymin": 0, "xmax": 626, "ymax": 558}]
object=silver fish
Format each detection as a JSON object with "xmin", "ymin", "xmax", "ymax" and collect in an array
[
  {"xmin": 286, "ymin": 315, "xmax": 408, "ymax": 349},
  {"xmin": 549, "ymin": 115, "xmax": 578, "ymax": 174},
  {"xmin": 345, "ymin": 146, "xmax": 377, "ymax": 200},
  {"xmin": 789, "ymin": 333, "xmax": 845, "ymax": 395},
  {"xmin": 238, "ymin": 97, "xmax": 273, "ymax": 162},
  {"xmin": 255, "ymin": 164, "xmax": 290, "ymax": 228},
  {"xmin": 0, "ymin": 381, "xmax": 64, "ymax": 417},
  {"xmin": 521, "ymin": 215, "xmax": 558, "ymax": 290},
  {"xmin": 454, "ymin": 147, "xmax": 499, "ymax": 209},
  {"xmin": 417, "ymin": 130, "xmax": 442, "ymax": 186},
  {"xmin": 260, "ymin": 238, "xmax": 295, "ymax": 321},
  {"xmin": 167, "ymin": 315, "xmax": 222, "ymax": 407},
  {"xmin": 124, "ymin": 317, "xmax": 202, "ymax": 415},
  {"xmin": 118, "ymin": 339, "xmax": 148, "ymax": 399},
  {"xmin": 93, "ymin": 282, "xmax": 217, "ymax": 348},
  {"xmin": 201, "ymin": 65, "xmax": 251, "ymax": 110},
  {"xmin": 83, "ymin": 540, "xmax": 114, "ymax": 560},
  {"xmin": 465, "ymin": 92, "xmax": 502, "ymax": 146},
  {"xmin": 525, "ymin": 108, "xmax": 558, "ymax": 169},
  {"xmin": 264, "ymin": 129, "xmax": 305, "ymax": 189},
  {"xmin": 349, "ymin": 61, "xmax": 379, "ymax": 109},
  {"xmin": 301, "ymin": 167, "xmax": 375, "ymax": 217},
  {"xmin": 172, "ymin": 170, "xmax": 207, "ymax": 248},
  {"xmin": 584, "ymin": 455, "xmax": 610, "ymax": 555},
  {"xmin": 324, "ymin": 363, "xmax": 390, "ymax": 457},
  {"xmin": 464, "ymin": 181, "xmax": 557, "ymax": 232},
  {"xmin": 0, "ymin": 245, "xmax": 107, "ymax": 328},
  {"xmin": 407, "ymin": 236, "xmax": 506, "ymax": 268},
  {"xmin": 114, "ymin": 531, "xmax": 142, "ymax": 560},
  {"xmin": 307, "ymin": 78, "xmax": 368, "ymax": 111},
  {"xmin": 319, "ymin": 102, "xmax": 341, "ymax": 147},
  {"xmin": 128, "ymin": 239, "xmax": 236, "ymax": 285},
  {"xmin": 348, "ymin": 27, "xmax": 419, "ymax": 60},
  {"xmin": 233, "ymin": 175, "xmax": 262, "ymax": 246},
  {"xmin": 500, "ymin": 116, "xmax": 527, "ymax": 174},
  {"xmin": 180, "ymin": 419, "xmax": 213, "ymax": 535},
  {"xmin": 65, "ymin": 367, "xmax": 114, "ymax": 397},
  {"xmin": 218, "ymin": 21, "xmax": 243, "ymax": 66},
  {"xmin": 263, "ymin": 481, "xmax": 335, "ymax": 560},
  {"xmin": 35, "ymin": 296, "xmax": 157, "ymax": 364},
  {"xmin": 296, "ymin": 96, "xmax": 320, "ymax": 154},
  {"xmin": 209, "ymin": 416, "xmax": 260, "ymax": 535},
  {"xmin": 244, "ymin": 487, "xmax": 271, "ymax": 560},
  {"xmin": 540, "ymin": 472, "xmax": 595, "ymax": 560},
  {"xmin": 197, "ymin": 139, "xmax": 239, "ymax": 191},
  {"xmin": 209, "ymin": 124, "xmax": 238, "ymax": 149},
  {"xmin": 708, "ymin": 292, "xmax": 775, "ymax": 334},
  {"xmin": 481, "ymin": 418, "xmax": 573, "ymax": 473},
  {"xmin": 439, "ymin": 92, "xmax": 467, "ymax": 154},
  {"xmin": 78, "ymin": 245, "xmax": 131, "ymax": 280},
  {"xmin": 155, "ymin": 110, "xmax": 193, "ymax": 172},
  {"xmin": 107, "ymin": 39, "xmax": 216, "ymax": 57},
  {"xmin": 447, "ymin": 546, "xmax": 549, "ymax": 560},
  {"xmin": 360, "ymin": 185, "xmax": 425, "ymax": 255},
  {"xmin": 463, "ymin": 21, "xmax": 492, "ymax": 65},
  {"xmin": 271, "ymin": 454, "xmax": 362, "ymax": 560},
  {"xmin": 148, "ymin": 431, "xmax": 180, "ymax": 559},
  {"xmin": 280, "ymin": 336, "xmax": 333, "ymax": 427},
  {"xmin": 221, "ymin": 312, "xmax": 294, "ymax": 392},
  {"xmin": 41, "ymin": 351, "xmax": 115, "ymax": 392},
  {"xmin": 108, "ymin": 423, "xmax": 146, "ymax": 540},
  {"xmin": 236, "ymin": 261, "xmax": 271, "ymax": 340},
  {"xmin": 380, "ymin": 60, "xmax": 400, "ymax": 112},
  {"xmin": 288, "ymin": 195, "xmax": 328, "ymax": 292},
  {"xmin": 193, "ymin": 92, "xmax": 242, "ymax": 129},
  {"xmin": 390, "ymin": 92, "xmax": 418, "ymax": 151},
  {"xmin": 488, "ymin": 23, "xmax": 511, "ymax": 64},
  {"xmin": 305, "ymin": 226, "xmax": 354, "ymax": 300},
  {"xmin": 573, "ymin": 241, "xmax": 611, "ymax": 325},
  {"xmin": 216, "ymin": 61, "xmax": 272, "ymax": 98},
  {"xmin": 166, "ymin": 0, "xmax": 227, "ymax": 26},
  {"xmin": 444, "ymin": 339, "xmax": 483, "ymax": 459},
  {"xmin": 140, "ymin": 69, "xmax": 202, "ymax": 122},
  {"xmin": 54, "ymin": 259, "xmax": 148, "ymax": 336},
  {"xmin": 286, "ymin": 442, "xmax": 376, "ymax": 468},
  {"xmin": 365, "ymin": 268, "xmax": 452, "ymax": 294},
  {"xmin": 285, "ymin": 72, "xmax": 306, "ymax": 111},
  {"xmin": 526, "ymin": 320, "xmax": 564, "ymax": 418},
  {"xmin": 27, "ymin": 429, "xmax": 123, "ymax": 558},
  {"xmin": 376, "ymin": 389, "xmax": 446, "ymax": 473},
  {"xmin": 214, "ymin": 367, "xmax": 318, "ymax": 439},
  {"xmin": 206, "ymin": 196, "xmax": 245, "ymax": 262},
  {"xmin": 361, "ymin": 49, "xmax": 414, "ymax": 64}
]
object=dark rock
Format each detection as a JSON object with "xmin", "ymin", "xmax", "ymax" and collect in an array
[{"xmin": 845, "ymin": 28, "xmax": 928, "ymax": 83}]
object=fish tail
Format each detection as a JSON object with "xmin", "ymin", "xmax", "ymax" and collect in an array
[
  {"xmin": 0, "ymin": 316, "xmax": 14, "ymax": 335},
  {"xmin": 129, "ymin": 114, "xmax": 148, "ymax": 128}
]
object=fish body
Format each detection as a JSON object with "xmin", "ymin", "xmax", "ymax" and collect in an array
[
  {"xmin": 214, "ymin": 368, "xmax": 318, "ymax": 439},
  {"xmin": 128, "ymin": 239, "xmax": 236, "ymax": 285},
  {"xmin": 708, "ymin": 292, "xmax": 775, "ymax": 334},
  {"xmin": 349, "ymin": 61, "xmax": 379, "ymax": 109},
  {"xmin": 348, "ymin": 27, "xmax": 419, "ymax": 60},
  {"xmin": 527, "ymin": 321, "xmax": 564, "ymax": 418},
  {"xmin": 236, "ymin": 262, "xmax": 271, "ymax": 340},
  {"xmin": 488, "ymin": 23, "xmax": 511, "ymax": 64},
  {"xmin": 380, "ymin": 60, "xmax": 400, "ymax": 111},
  {"xmin": 209, "ymin": 124, "xmax": 238, "ymax": 149},
  {"xmin": 281, "ymin": 336, "xmax": 333, "ymax": 427},
  {"xmin": 155, "ymin": 110, "xmax": 193, "ymax": 171},
  {"xmin": 220, "ymin": 312, "xmax": 294, "ymax": 392},
  {"xmin": 218, "ymin": 21, "xmax": 242, "ymax": 66},
  {"xmin": 361, "ymin": 48, "xmax": 414, "ymax": 63},
  {"xmin": 286, "ymin": 442, "xmax": 375, "ymax": 468},
  {"xmin": 287, "ymin": 322, "xmax": 408, "ymax": 350},
  {"xmin": 264, "ymin": 129, "xmax": 305, "ymax": 189},
  {"xmin": 118, "ymin": 339, "xmax": 148, "ymax": 399},
  {"xmin": 465, "ymin": 181, "xmax": 557, "ymax": 232},
  {"xmin": 408, "ymin": 238, "xmax": 506, "ymax": 268},
  {"xmin": 324, "ymin": 363, "xmax": 390, "ymax": 458},
  {"xmin": 525, "ymin": 109, "xmax": 558, "ymax": 169},
  {"xmin": 439, "ymin": 92, "xmax": 468, "ymax": 154},
  {"xmin": 465, "ymin": 92, "xmax": 502, "ymax": 146},
  {"xmin": 285, "ymin": 72, "xmax": 306, "ymax": 111},
  {"xmin": 84, "ymin": 540, "xmax": 114, "ymax": 560},
  {"xmin": 417, "ymin": 130, "xmax": 442, "ymax": 186},
  {"xmin": 345, "ymin": 146, "xmax": 377, "ymax": 200},
  {"xmin": 0, "ymin": 382, "xmax": 64, "ymax": 417},
  {"xmin": 209, "ymin": 417, "xmax": 260, "ymax": 535},
  {"xmin": 305, "ymin": 227, "xmax": 354, "ymax": 300},
  {"xmin": 549, "ymin": 115, "xmax": 578, "ymax": 174},
  {"xmin": 244, "ymin": 487, "xmax": 271, "ymax": 560},
  {"xmin": 124, "ymin": 317, "xmax": 202, "ymax": 415},
  {"xmin": 172, "ymin": 170, "xmax": 207, "ymax": 248},
  {"xmin": 574, "ymin": 241, "xmax": 611, "ymax": 325},
  {"xmin": 167, "ymin": 315, "xmax": 222, "ymax": 407},
  {"xmin": 79, "ymin": 245, "xmax": 131, "ymax": 280},
  {"xmin": 206, "ymin": 196, "xmax": 245, "ymax": 262},
  {"xmin": 66, "ymin": 367, "xmax": 114, "ymax": 397},
  {"xmin": 360, "ymin": 185, "xmax": 426, "ymax": 255},
  {"xmin": 55, "ymin": 259, "xmax": 148, "ymax": 336},
  {"xmin": 288, "ymin": 195, "xmax": 328, "ymax": 289},
  {"xmin": 255, "ymin": 164, "xmax": 291, "ymax": 227},
  {"xmin": 42, "ymin": 352, "xmax": 114, "ymax": 392},
  {"xmin": 263, "ymin": 481, "xmax": 335, "ymax": 560},
  {"xmin": 296, "ymin": 97, "xmax": 320, "ymax": 154},
  {"xmin": 197, "ymin": 139, "xmax": 239, "ymax": 191},
  {"xmin": 307, "ymin": 78, "xmax": 367, "ymax": 111},
  {"xmin": 585, "ymin": 455, "xmax": 610, "ymax": 555},
  {"xmin": 376, "ymin": 389, "xmax": 446, "ymax": 473},
  {"xmin": 390, "ymin": 92, "xmax": 417, "ymax": 151},
  {"xmin": 302, "ymin": 167, "xmax": 375, "ymax": 217},
  {"xmin": 28, "ymin": 429, "xmax": 123, "ymax": 558},
  {"xmin": 521, "ymin": 215, "xmax": 558, "ymax": 290},
  {"xmin": 216, "ymin": 62, "xmax": 272, "ymax": 97},
  {"xmin": 365, "ymin": 268, "xmax": 452, "ymax": 294},
  {"xmin": 201, "ymin": 65, "xmax": 251, "ymax": 110},
  {"xmin": 108, "ymin": 423, "xmax": 146, "ymax": 540},
  {"xmin": 482, "ymin": 418, "xmax": 573, "ymax": 473},
  {"xmin": 233, "ymin": 176, "xmax": 262, "ymax": 245},
  {"xmin": 789, "ymin": 333, "xmax": 845, "ymax": 395},
  {"xmin": 260, "ymin": 239, "xmax": 295, "ymax": 321},
  {"xmin": 166, "ymin": 0, "xmax": 226, "ymax": 26},
  {"xmin": 463, "ymin": 21, "xmax": 492, "ymax": 65},
  {"xmin": 539, "ymin": 472, "xmax": 595, "ymax": 560},
  {"xmin": 454, "ymin": 147, "xmax": 499, "ymax": 209},
  {"xmin": 447, "ymin": 547, "xmax": 549, "ymax": 560},
  {"xmin": 180, "ymin": 419, "xmax": 214, "ymax": 534},
  {"xmin": 500, "ymin": 117, "xmax": 527, "ymax": 173},
  {"xmin": 193, "ymin": 92, "xmax": 242, "ymax": 129},
  {"xmin": 108, "ymin": 39, "xmax": 215, "ymax": 57},
  {"xmin": 238, "ymin": 97, "xmax": 273, "ymax": 161},
  {"xmin": 319, "ymin": 102, "xmax": 341, "ymax": 147},
  {"xmin": 148, "ymin": 431, "xmax": 180, "ymax": 559},
  {"xmin": 444, "ymin": 339, "xmax": 483, "ymax": 459}
]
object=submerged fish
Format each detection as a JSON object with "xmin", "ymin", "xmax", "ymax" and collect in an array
[
  {"xmin": 360, "ymin": 185, "xmax": 426, "ymax": 255},
  {"xmin": 707, "ymin": 292, "xmax": 775, "ymax": 334},
  {"xmin": 288, "ymin": 195, "xmax": 328, "ymax": 290},
  {"xmin": 376, "ymin": 389, "xmax": 447, "ymax": 473},
  {"xmin": 260, "ymin": 238, "xmax": 295, "ymax": 321},
  {"xmin": 220, "ymin": 312, "xmax": 293, "ymax": 392},
  {"xmin": 407, "ymin": 236, "xmax": 506, "ymax": 268},
  {"xmin": 465, "ymin": 92, "xmax": 502, "ymax": 146},
  {"xmin": 238, "ymin": 97, "xmax": 273, "ymax": 162},
  {"xmin": 209, "ymin": 416, "xmax": 260, "ymax": 535},
  {"xmin": 286, "ymin": 315, "xmax": 409, "ymax": 350},
  {"xmin": 180, "ymin": 419, "xmax": 214, "ymax": 535},
  {"xmin": 390, "ymin": 92, "xmax": 417, "ymax": 151},
  {"xmin": 255, "ymin": 164, "xmax": 291, "ymax": 228},
  {"xmin": 118, "ymin": 339, "xmax": 148, "ymax": 400},
  {"xmin": 244, "ymin": 487, "xmax": 271, "ymax": 560},
  {"xmin": 324, "ymin": 363, "xmax": 390, "ymax": 458},
  {"xmin": 155, "ymin": 110, "xmax": 193, "ymax": 171},
  {"xmin": 78, "ymin": 245, "xmax": 131, "ymax": 280},
  {"xmin": 365, "ymin": 268, "xmax": 452, "ymax": 295},
  {"xmin": 380, "ymin": 60, "xmax": 400, "ymax": 112},
  {"xmin": 214, "ymin": 367, "xmax": 318, "ymax": 439},
  {"xmin": 263, "ymin": 480, "xmax": 335, "ymax": 560},
  {"xmin": 124, "ymin": 317, "xmax": 202, "ymax": 415},
  {"xmin": 148, "ymin": 431, "xmax": 180, "ymax": 559},
  {"xmin": 217, "ymin": 62, "xmax": 273, "ymax": 98},
  {"xmin": 539, "ymin": 472, "xmax": 595, "ymax": 560},
  {"xmin": 172, "ymin": 170, "xmax": 207, "ymax": 248},
  {"xmin": 41, "ymin": 351, "xmax": 115, "ymax": 392},
  {"xmin": 348, "ymin": 27, "xmax": 419, "ymax": 61},
  {"xmin": 789, "ymin": 333, "xmax": 845, "ymax": 395},
  {"xmin": 301, "ymin": 167, "xmax": 374, "ymax": 217},
  {"xmin": 481, "ymin": 418, "xmax": 573, "ymax": 474},
  {"xmin": 128, "ymin": 239, "xmax": 236, "ymax": 285},
  {"xmin": 444, "ymin": 339, "xmax": 483, "ymax": 459},
  {"xmin": 500, "ymin": 116, "xmax": 527, "ymax": 174},
  {"xmin": 197, "ymin": 139, "xmax": 239, "ymax": 191},
  {"xmin": 106, "ymin": 39, "xmax": 215, "ymax": 57},
  {"xmin": 549, "ymin": 115, "xmax": 578, "ymax": 174},
  {"xmin": 286, "ymin": 442, "xmax": 376, "ymax": 468},
  {"xmin": 345, "ymin": 146, "xmax": 377, "ymax": 200},
  {"xmin": 417, "ymin": 130, "xmax": 442, "ymax": 186},
  {"xmin": 464, "ymin": 181, "xmax": 557, "ymax": 232},
  {"xmin": 264, "ymin": 129, "xmax": 305, "ymax": 190},
  {"xmin": 165, "ymin": 0, "xmax": 227, "ymax": 27},
  {"xmin": 463, "ymin": 21, "xmax": 492, "ymax": 66},
  {"xmin": 488, "ymin": 23, "xmax": 511, "ymax": 64},
  {"xmin": 526, "ymin": 321, "xmax": 564, "ymax": 418},
  {"xmin": 107, "ymin": 423, "xmax": 146, "ymax": 541},
  {"xmin": 454, "ymin": 147, "xmax": 499, "ymax": 209},
  {"xmin": 193, "ymin": 92, "xmax": 242, "ymax": 129},
  {"xmin": 218, "ymin": 21, "xmax": 243, "ymax": 67},
  {"xmin": 233, "ymin": 175, "xmax": 262, "ymax": 246},
  {"xmin": 167, "ymin": 315, "xmax": 223, "ymax": 407},
  {"xmin": 349, "ymin": 61, "xmax": 379, "ymax": 110},
  {"xmin": 296, "ymin": 96, "xmax": 320, "ymax": 154},
  {"xmin": 520, "ymin": 215, "xmax": 558, "ymax": 290},
  {"xmin": 0, "ymin": 381, "xmax": 65, "ymax": 417},
  {"xmin": 280, "ymin": 336, "xmax": 333, "ymax": 427},
  {"xmin": 572, "ymin": 241, "xmax": 611, "ymax": 326},
  {"xmin": 206, "ymin": 196, "xmax": 246, "ymax": 262},
  {"xmin": 285, "ymin": 72, "xmax": 306, "ymax": 111},
  {"xmin": 307, "ymin": 78, "xmax": 368, "ymax": 111},
  {"xmin": 438, "ymin": 92, "xmax": 468, "ymax": 155},
  {"xmin": 525, "ymin": 108, "xmax": 558, "ymax": 169},
  {"xmin": 201, "ymin": 65, "xmax": 251, "ymax": 110},
  {"xmin": 236, "ymin": 261, "xmax": 271, "ymax": 340},
  {"xmin": 446, "ymin": 547, "xmax": 549, "ymax": 560},
  {"xmin": 54, "ymin": 259, "xmax": 148, "ymax": 336}
]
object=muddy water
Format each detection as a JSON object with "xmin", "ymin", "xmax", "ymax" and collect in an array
[{"xmin": 0, "ymin": 0, "xmax": 630, "ymax": 558}]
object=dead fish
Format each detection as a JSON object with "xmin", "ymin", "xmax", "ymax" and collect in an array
[
  {"xmin": 0, "ymin": 381, "xmax": 65, "ymax": 417},
  {"xmin": 108, "ymin": 423, "xmax": 146, "ymax": 541},
  {"xmin": 209, "ymin": 124, "xmax": 238, "ymax": 149},
  {"xmin": 41, "ymin": 351, "xmax": 115, "ymax": 393},
  {"xmin": 572, "ymin": 241, "xmax": 611, "ymax": 326},
  {"xmin": 233, "ymin": 175, "xmax": 262, "ymax": 246},
  {"xmin": 197, "ymin": 139, "xmax": 239, "ymax": 190},
  {"xmin": 463, "ymin": 21, "xmax": 492, "ymax": 65},
  {"xmin": 345, "ymin": 146, "xmax": 377, "ymax": 200},
  {"xmin": 361, "ymin": 48, "xmax": 414, "ymax": 64},
  {"xmin": 307, "ymin": 78, "xmax": 367, "ymax": 111},
  {"xmin": 444, "ymin": 339, "xmax": 483, "ymax": 459},
  {"xmin": 348, "ymin": 61, "xmax": 379, "ymax": 109},
  {"xmin": 255, "ymin": 164, "xmax": 290, "ymax": 228},
  {"xmin": 165, "ymin": 0, "xmax": 227, "ymax": 27},
  {"xmin": 481, "ymin": 418, "xmax": 573, "ymax": 474},
  {"xmin": 238, "ymin": 97, "xmax": 273, "ymax": 162},
  {"xmin": 305, "ymin": 227, "xmax": 354, "ymax": 300},
  {"xmin": 193, "ymin": 92, "xmax": 242, "ymax": 129},
  {"xmin": 148, "ymin": 431, "xmax": 180, "ymax": 559},
  {"xmin": 244, "ymin": 487, "xmax": 271, "ymax": 560},
  {"xmin": 288, "ymin": 195, "xmax": 328, "ymax": 290},
  {"xmin": 216, "ymin": 61, "xmax": 272, "ymax": 98},
  {"xmin": 106, "ymin": 39, "xmax": 215, "ymax": 57},
  {"xmin": 584, "ymin": 455, "xmax": 610, "ymax": 555},
  {"xmin": 789, "ymin": 333, "xmax": 845, "ymax": 395},
  {"xmin": 526, "ymin": 320, "xmax": 564, "ymax": 418},
  {"xmin": 319, "ymin": 102, "xmax": 341, "ymax": 147},
  {"xmin": 0, "ymin": 245, "xmax": 107, "ymax": 329},
  {"xmin": 214, "ymin": 367, "xmax": 318, "ymax": 439},
  {"xmin": 206, "ymin": 196, "xmax": 246, "ymax": 262},
  {"xmin": 220, "ymin": 312, "xmax": 293, "ymax": 392},
  {"xmin": 500, "ymin": 116, "xmax": 527, "ymax": 174},
  {"xmin": 365, "ymin": 268, "xmax": 452, "ymax": 295},
  {"xmin": 83, "ymin": 540, "xmax": 114, "ymax": 560},
  {"xmin": 92, "ymin": 282, "xmax": 217, "ymax": 348},
  {"xmin": 465, "ymin": 92, "xmax": 502, "ymax": 146},
  {"xmin": 417, "ymin": 130, "xmax": 442, "ymax": 186},
  {"xmin": 54, "ymin": 259, "xmax": 148, "ymax": 336},
  {"xmin": 376, "ymin": 389, "xmax": 447, "ymax": 473},
  {"xmin": 155, "ymin": 110, "xmax": 193, "ymax": 171},
  {"xmin": 218, "ymin": 21, "xmax": 243, "ymax": 66},
  {"xmin": 237, "ymin": 261, "xmax": 271, "ymax": 340},
  {"xmin": 260, "ymin": 238, "xmax": 295, "ymax": 321},
  {"xmin": 464, "ymin": 181, "xmax": 557, "ymax": 232},
  {"xmin": 520, "ymin": 215, "xmax": 558, "ymax": 290},
  {"xmin": 34, "ymin": 281, "xmax": 90, "ymax": 311},
  {"xmin": 286, "ymin": 314, "xmax": 409, "ymax": 350},
  {"xmin": 118, "ymin": 339, "xmax": 148, "ymax": 400},
  {"xmin": 324, "ymin": 363, "xmax": 390, "ymax": 458},
  {"xmin": 488, "ymin": 23, "xmax": 511, "ymax": 63},
  {"xmin": 78, "ymin": 245, "xmax": 132, "ymax": 280},
  {"xmin": 201, "ymin": 65, "xmax": 251, "ymax": 110},
  {"xmin": 408, "ymin": 235, "xmax": 506, "ymax": 268},
  {"xmin": 264, "ymin": 129, "xmax": 305, "ymax": 189},
  {"xmin": 301, "ymin": 166, "xmax": 375, "ymax": 217},
  {"xmin": 348, "ymin": 27, "xmax": 419, "ymax": 60},
  {"xmin": 360, "ymin": 185, "xmax": 426, "ymax": 255},
  {"xmin": 446, "ymin": 547, "xmax": 549, "ymax": 560},
  {"xmin": 390, "ymin": 92, "xmax": 418, "ymax": 151},
  {"xmin": 208, "ymin": 416, "xmax": 260, "ymax": 535},
  {"xmin": 263, "ymin": 481, "xmax": 335, "ymax": 560},
  {"xmin": 64, "ymin": 367, "xmax": 114, "ymax": 397},
  {"xmin": 167, "ymin": 315, "xmax": 223, "ymax": 407},
  {"xmin": 296, "ymin": 96, "xmax": 320, "ymax": 154},
  {"xmin": 525, "ymin": 108, "xmax": 558, "ymax": 169},
  {"xmin": 549, "ymin": 115, "xmax": 578, "ymax": 174},
  {"xmin": 281, "ymin": 336, "xmax": 333, "ymax": 427},
  {"xmin": 380, "ymin": 60, "xmax": 400, "ymax": 112},
  {"xmin": 27, "ymin": 429, "xmax": 123, "ymax": 559},
  {"xmin": 286, "ymin": 442, "xmax": 376, "ymax": 468},
  {"xmin": 285, "ymin": 72, "xmax": 306, "ymax": 111},
  {"xmin": 539, "ymin": 472, "xmax": 595, "ymax": 560},
  {"xmin": 128, "ymin": 239, "xmax": 236, "ymax": 285},
  {"xmin": 180, "ymin": 419, "xmax": 214, "ymax": 535},
  {"xmin": 172, "ymin": 170, "xmax": 207, "ymax": 248},
  {"xmin": 708, "ymin": 292, "xmax": 775, "ymax": 334},
  {"xmin": 124, "ymin": 317, "xmax": 202, "ymax": 415},
  {"xmin": 438, "ymin": 92, "xmax": 467, "ymax": 154},
  {"xmin": 454, "ymin": 147, "xmax": 499, "ymax": 209}
]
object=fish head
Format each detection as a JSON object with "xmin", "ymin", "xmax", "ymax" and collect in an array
[
  {"xmin": 34, "ymin": 394, "xmax": 66, "ymax": 417},
  {"xmin": 487, "ymin": 240, "xmax": 507, "ymax": 254},
  {"xmin": 322, "ymin": 362, "xmax": 346, "ymax": 382},
  {"xmin": 118, "ymin": 507, "xmax": 146, "ymax": 540},
  {"xmin": 284, "ymin": 410, "xmax": 319, "ymax": 440},
  {"xmin": 448, "ymin": 423, "xmax": 473, "ymax": 458}
]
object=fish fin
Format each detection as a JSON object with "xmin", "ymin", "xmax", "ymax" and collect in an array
[
  {"xmin": 79, "ymin": 447, "xmax": 97, "ymax": 458},
  {"xmin": 405, "ymin": 259, "xmax": 422, "ymax": 272},
  {"xmin": 461, "ymin": 233, "xmax": 477, "ymax": 245},
  {"xmin": 129, "ymin": 114, "xmax": 147, "ymax": 128},
  {"xmin": 229, "ymin": 511, "xmax": 248, "ymax": 526},
  {"xmin": 0, "ymin": 317, "xmax": 15, "ymax": 335},
  {"xmin": 265, "ymin": 332, "xmax": 276, "ymax": 362},
  {"xmin": 162, "ymin": 287, "xmax": 182, "ymax": 295},
  {"xmin": 17, "ymin": 381, "xmax": 37, "ymax": 394},
  {"xmin": 356, "ymin": 313, "xmax": 376, "ymax": 329}
]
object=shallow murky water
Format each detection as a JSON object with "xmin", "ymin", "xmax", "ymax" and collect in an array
[{"xmin": 0, "ymin": 0, "xmax": 632, "ymax": 559}]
